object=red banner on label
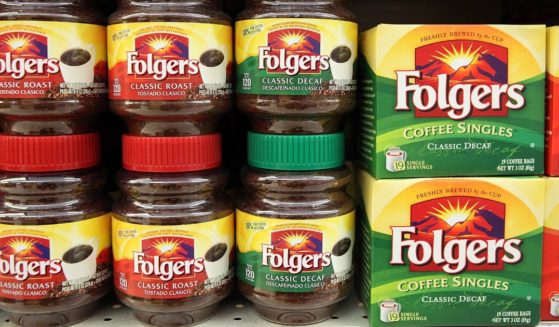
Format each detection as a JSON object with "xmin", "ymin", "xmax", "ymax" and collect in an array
[
  {"xmin": 547, "ymin": 75, "xmax": 559, "ymax": 176},
  {"xmin": 0, "ymin": 26, "xmax": 107, "ymax": 99},
  {"xmin": 409, "ymin": 196, "xmax": 507, "ymax": 272},
  {"xmin": 414, "ymin": 40, "xmax": 510, "ymax": 119}
]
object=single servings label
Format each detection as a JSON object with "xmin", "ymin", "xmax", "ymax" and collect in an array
[
  {"xmin": 236, "ymin": 210, "xmax": 355, "ymax": 293},
  {"xmin": 0, "ymin": 21, "xmax": 107, "ymax": 99},
  {"xmin": 112, "ymin": 214, "xmax": 234, "ymax": 299},
  {"xmin": 236, "ymin": 18, "xmax": 358, "ymax": 96},
  {"xmin": 108, "ymin": 22, "xmax": 233, "ymax": 101},
  {"xmin": 0, "ymin": 214, "xmax": 112, "ymax": 301}
]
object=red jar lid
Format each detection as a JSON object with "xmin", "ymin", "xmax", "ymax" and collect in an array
[
  {"xmin": 123, "ymin": 134, "xmax": 222, "ymax": 173},
  {"xmin": 0, "ymin": 133, "xmax": 101, "ymax": 172}
]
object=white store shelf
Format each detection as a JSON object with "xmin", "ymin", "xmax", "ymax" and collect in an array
[
  {"xmin": 0, "ymin": 292, "xmax": 369, "ymax": 327},
  {"xmin": 3, "ymin": 292, "xmax": 559, "ymax": 327}
]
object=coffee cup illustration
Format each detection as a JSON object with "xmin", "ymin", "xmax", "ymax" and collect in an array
[
  {"xmin": 61, "ymin": 239, "xmax": 98, "ymax": 284},
  {"xmin": 329, "ymin": 45, "xmax": 354, "ymax": 86},
  {"xmin": 385, "ymin": 147, "xmax": 407, "ymax": 173},
  {"xmin": 199, "ymin": 49, "xmax": 227, "ymax": 90},
  {"xmin": 550, "ymin": 293, "xmax": 559, "ymax": 317},
  {"xmin": 330, "ymin": 237, "xmax": 353, "ymax": 278},
  {"xmin": 204, "ymin": 242, "xmax": 230, "ymax": 282},
  {"xmin": 379, "ymin": 299, "xmax": 401, "ymax": 323},
  {"xmin": 59, "ymin": 47, "xmax": 95, "ymax": 88}
]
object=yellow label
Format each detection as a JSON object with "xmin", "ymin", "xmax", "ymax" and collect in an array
[
  {"xmin": 358, "ymin": 170, "xmax": 544, "ymax": 238},
  {"xmin": 0, "ymin": 21, "xmax": 107, "ymax": 98},
  {"xmin": 548, "ymin": 27, "xmax": 559, "ymax": 177},
  {"xmin": 548, "ymin": 27, "xmax": 559, "ymax": 77},
  {"xmin": 108, "ymin": 22, "xmax": 233, "ymax": 100},
  {"xmin": 0, "ymin": 214, "xmax": 112, "ymax": 300},
  {"xmin": 362, "ymin": 24, "xmax": 545, "ymax": 83},
  {"xmin": 546, "ymin": 178, "xmax": 559, "ymax": 230},
  {"xmin": 543, "ymin": 180, "xmax": 559, "ymax": 320},
  {"xmin": 112, "ymin": 213, "xmax": 234, "ymax": 299},
  {"xmin": 236, "ymin": 210, "xmax": 355, "ymax": 293},
  {"xmin": 235, "ymin": 18, "xmax": 358, "ymax": 95}
]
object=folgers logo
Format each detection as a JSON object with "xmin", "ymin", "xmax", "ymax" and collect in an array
[
  {"xmin": 262, "ymin": 229, "xmax": 332, "ymax": 274},
  {"xmin": 390, "ymin": 196, "xmax": 523, "ymax": 274},
  {"xmin": 0, "ymin": 236, "xmax": 62, "ymax": 281},
  {"xmin": 395, "ymin": 40, "xmax": 526, "ymax": 120},
  {"xmin": 258, "ymin": 28, "xmax": 331, "ymax": 76},
  {"xmin": 133, "ymin": 236, "xmax": 206, "ymax": 282},
  {"xmin": 127, "ymin": 33, "xmax": 200, "ymax": 81},
  {"xmin": 0, "ymin": 32, "xmax": 60, "ymax": 79}
]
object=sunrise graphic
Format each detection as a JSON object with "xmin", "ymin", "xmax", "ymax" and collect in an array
[
  {"xmin": 276, "ymin": 31, "xmax": 314, "ymax": 53},
  {"xmin": 135, "ymin": 33, "xmax": 189, "ymax": 59},
  {"xmin": 8, "ymin": 238, "xmax": 35, "ymax": 255},
  {"xmin": 152, "ymin": 239, "xmax": 179, "ymax": 257},
  {"xmin": 266, "ymin": 28, "xmax": 321, "ymax": 74},
  {"xmin": 413, "ymin": 39, "xmax": 510, "ymax": 118},
  {"xmin": 432, "ymin": 43, "xmax": 485, "ymax": 71},
  {"xmin": 416, "ymin": 40, "xmax": 508, "ymax": 84},
  {"xmin": 0, "ymin": 32, "xmax": 48, "ymax": 58},
  {"xmin": 409, "ymin": 196, "xmax": 507, "ymax": 272},
  {"xmin": 5, "ymin": 34, "xmax": 33, "ymax": 51},
  {"xmin": 280, "ymin": 231, "xmax": 316, "ymax": 252},
  {"xmin": 142, "ymin": 236, "xmax": 194, "ymax": 261},
  {"xmin": 145, "ymin": 35, "xmax": 176, "ymax": 55},
  {"xmin": 270, "ymin": 229, "xmax": 323, "ymax": 272},
  {"xmin": 0, "ymin": 236, "xmax": 50, "ymax": 260},
  {"xmin": 428, "ymin": 199, "xmax": 483, "ymax": 226},
  {"xmin": 268, "ymin": 28, "xmax": 320, "ymax": 55}
]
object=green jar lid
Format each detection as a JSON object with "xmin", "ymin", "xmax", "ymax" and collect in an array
[{"xmin": 248, "ymin": 132, "xmax": 345, "ymax": 171}]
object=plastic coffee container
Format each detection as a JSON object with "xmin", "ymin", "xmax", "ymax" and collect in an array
[
  {"xmin": 108, "ymin": 0, "xmax": 233, "ymax": 136},
  {"xmin": 237, "ymin": 132, "xmax": 355, "ymax": 325},
  {"xmin": 0, "ymin": 133, "xmax": 112, "ymax": 327},
  {"xmin": 112, "ymin": 134, "xmax": 235, "ymax": 326},
  {"xmin": 0, "ymin": 1, "xmax": 108, "ymax": 135}
]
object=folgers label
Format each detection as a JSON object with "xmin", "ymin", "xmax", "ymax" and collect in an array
[
  {"xmin": 542, "ymin": 178, "xmax": 559, "ymax": 321},
  {"xmin": 236, "ymin": 19, "xmax": 358, "ymax": 95},
  {"xmin": 236, "ymin": 211, "xmax": 355, "ymax": 293},
  {"xmin": 547, "ymin": 27, "xmax": 559, "ymax": 176},
  {"xmin": 359, "ymin": 25, "xmax": 545, "ymax": 178},
  {"xmin": 0, "ymin": 215, "xmax": 112, "ymax": 301},
  {"xmin": 0, "ymin": 21, "xmax": 107, "ymax": 99},
  {"xmin": 108, "ymin": 23, "xmax": 233, "ymax": 101},
  {"xmin": 112, "ymin": 214, "xmax": 234, "ymax": 299},
  {"xmin": 356, "ymin": 171, "xmax": 544, "ymax": 326}
]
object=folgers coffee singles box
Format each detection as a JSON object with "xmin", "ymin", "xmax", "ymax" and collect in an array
[
  {"xmin": 547, "ymin": 27, "xmax": 559, "ymax": 176},
  {"xmin": 356, "ymin": 169, "xmax": 544, "ymax": 326},
  {"xmin": 542, "ymin": 178, "xmax": 559, "ymax": 320},
  {"xmin": 359, "ymin": 25, "xmax": 546, "ymax": 178}
]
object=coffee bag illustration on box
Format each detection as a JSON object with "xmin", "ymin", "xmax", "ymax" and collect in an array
[
  {"xmin": 356, "ymin": 170, "xmax": 544, "ymax": 326},
  {"xmin": 359, "ymin": 25, "xmax": 545, "ymax": 178},
  {"xmin": 547, "ymin": 27, "xmax": 559, "ymax": 176},
  {"xmin": 542, "ymin": 178, "xmax": 559, "ymax": 321}
]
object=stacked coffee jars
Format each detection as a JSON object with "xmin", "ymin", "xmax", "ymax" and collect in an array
[
  {"xmin": 234, "ymin": 0, "xmax": 359, "ymax": 324},
  {"xmin": 108, "ymin": 1, "xmax": 235, "ymax": 326},
  {"xmin": 0, "ymin": 1, "xmax": 111, "ymax": 326}
]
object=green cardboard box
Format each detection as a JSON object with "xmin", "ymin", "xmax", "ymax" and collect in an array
[{"xmin": 359, "ymin": 25, "xmax": 545, "ymax": 178}]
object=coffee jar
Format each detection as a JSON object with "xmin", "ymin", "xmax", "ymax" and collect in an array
[
  {"xmin": 108, "ymin": 0, "xmax": 233, "ymax": 136},
  {"xmin": 0, "ymin": 133, "xmax": 112, "ymax": 327},
  {"xmin": 112, "ymin": 134, "xmax": 234, "ymax": 326},
  {"xmin": 0, "ymin": 0, "xmax": 108, "ymax": 135},
  {"xmin": 235, "ymin": 0, "xmax": 358, "ymax": 134},
  {"xmin": 237, "ymin": 132, "xmax": 355, "ymax": 325}
]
